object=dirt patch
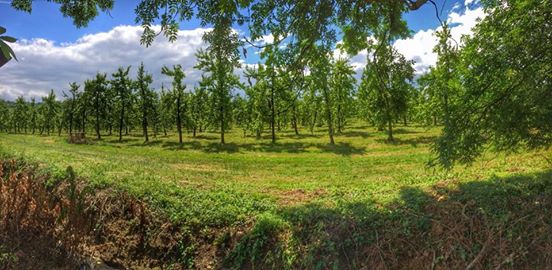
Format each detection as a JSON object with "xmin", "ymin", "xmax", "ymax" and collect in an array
[
  {"xmin": 277, "ymin": 188, "xmax": 327, "ymax": 205},
  {"xmin": 170, "ymin": 163, "xmax": 228, "ymax": 173},
  {"xmin": 0, "ymin": 159, "xmax": 186, "ymax": 269}
]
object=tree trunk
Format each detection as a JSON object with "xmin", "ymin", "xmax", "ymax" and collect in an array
[
  {"xmin": 143, "ymin": 112, "xmax": 149, "ymax": 142},
  {"xmin": 220, "ymin": 103, "xmax": 225, "ymax": 144},
  {"xmin": 119, "ymin": 105, "xmax": 124, "ymax": 142},
  {"xmin": 322, "ymin": 87, "xmax": 335, "ymax": 145},
  {"xmin": 387, "ymin": 119, "xmax": 394, "ymax": 141},
  {"xmin": 270, "ymin": 82, "xmax": 276, "ymax": 144},
  {"xmin": 95, "ymin": 101, "xmax": 101, "ymax": 140},
  {"xmin": 176, "ymin": 96, "xmax": 183, "ymax": 145},
  {"xmin": 292, "ymin": 104, "xmax": 299, "ymax": 136},
  {"xmin": 82, "ymin": 109, "xmax": 86, "ymax": 133}
]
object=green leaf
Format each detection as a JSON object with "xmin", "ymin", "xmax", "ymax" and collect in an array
[
  {"xmin": 0, "ymin": 43, "xmax": 17, "ymax": 61},
  {"xmin": 0, "ymin": 36, "xmax": 17, "ymax": 43},
  {"xmin": 0, "ymin": 45, "xmax": 12, "ymax": 61},
  {"xmin": 0, "ymin": 27, "xmax": 5, "ymax": 35}
]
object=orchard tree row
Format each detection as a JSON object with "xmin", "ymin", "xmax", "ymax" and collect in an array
[
  {"xmin": 0, "ymin": 43, "xmax": 430, "ymax": 145},
  {"xmin": 3, "ymin": 0, "xmax": 549, "ymax": 168}
]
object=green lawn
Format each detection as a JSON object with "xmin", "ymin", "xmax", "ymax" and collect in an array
[{"xmin": 0, "ymin": 124, "xmax": 549, "ymax": 229}]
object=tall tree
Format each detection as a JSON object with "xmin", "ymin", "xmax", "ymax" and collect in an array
[
  {"xmin": 135, "ymin": 62, "xmax": 154, "ymax": 142},
  {"xmin": 158, "ymin": 85, "xmax": 173, "ymax": 137},
  {"xmin": 13, "ymin": 96, "xmax": 27, "ymax": 133},
  {"xmin": 41, "ymin": 90, "xmax": 58, "ymax": 135},
  {"xmin": 310, "ymin": 48, "xmax": 338, "ymax": 144},
  {"xmin": 86, "ymin": 73, "xmax": 109, "ymax": 139},
  {"xmin": 28, "ymin": 97, "xmax": 38, "ymax": 134},
  {"xmin": 433, "ymin": 0, "xmax": 552, "ymax": 168},
  {"xmin": 195, "ymin": 14, "xmax": 242, "ymax": 144},
  {"xmin": 190, "ymin": 80, "xmax": 210, "ymax": 137},
  {"xmin": 0, "ymin": 100, "xmax": 9, "ymax": 133},
  {"xmin": 111, "ymin": 66, "xmax": 132, "ymax": 142},
  {"xmin": 330, "ymin": 58, "xmax": 356, "ymax": 134},
  {"xmin": 243, "ymin": 65, "xmax": 269, "ymax": 139},
  {"xmin": 161, "ymin": 65, "xmax": 186, "ymax": 145},
  {"xmin": 360, "ymin": 38, "xmax": 414, "ymax": 141},
  {"xmin": 65, "ymin": 82, "xmax": 80, "ymax": 135}
]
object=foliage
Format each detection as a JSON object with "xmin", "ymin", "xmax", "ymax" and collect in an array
[
  {"xmin": 433, "ymin": 0, "xmax": 552, "ymax": 168},
  {"xmin": 359, "ymin": 38, "xmax": 414, "ymax": 141},
  {"xmin": 0, "ymin": 26, "xmax": 17, "ymax": 65}
]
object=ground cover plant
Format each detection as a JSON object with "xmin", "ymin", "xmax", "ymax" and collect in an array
[{"xmin": 1, "ymin": 125, "xmax": 551, "ymax": 268}]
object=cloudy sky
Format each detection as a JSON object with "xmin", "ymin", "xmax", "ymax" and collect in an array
[{"xmin": 0, "ymin": 0, "xmax": 484, "ymax": 101}]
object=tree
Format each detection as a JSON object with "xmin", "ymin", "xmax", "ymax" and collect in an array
[
  {"xmin": 360, "ymin": 38, "xmax": 414, "ymax": 141},
  {"xmin": 433, "ymin": 0, "xmax": 552, "ymax": 168},
  {"xmin": 41, "ymin": 90, "xmax": 58, "ymax": 135},
  {"xmin": 302, "ymin": 76, "xmax": 323, "ymax": 135},
  {"xmin": 85, "ymin": 73, "xmax": 109, "ymax": 139},
  {"xmin": 330, "ymin": 58, "xmax": 356, "ymax": 134},
  {"xmin": 0, "ymin": 100, "xmax": 9, "ymax": 133},
  {"xmin": 64, "ymin": 82, "xmax": 80, "ymax": 135},
  {"xmin": 158, "ymin": 85, "xmax": 173, "ymax": 137},
  {"xmin": 260, "ymin": 46, "xmax": 286, "ymax": 143},
  {"xmin": 311, "ymin": 49, "xmax": 336, "ymax": 144},
  {"xmin": 189, "ymin": 80, "xmax": 210, "ymax": 137},
  {"xmin": 135, "ymin": 62, "xmax": 155, "ymax": 142},
  {"xmin": 28, "ymin": 97, "xmax": 38, "ymax": 134},
  {"xmin": 195, "ymin": 14, "xmax": 242, "ymax": 144},
  {"xmin": 76, "ymin": 84, "xmax": 90, "ymax": 133},
  {"xmin": 13, "ymin": 96, "xmax": 28, "ymax": 133},
  {"xmin": 161, "ymin": 65, "xmax": 186, "ymax": 145},
  {"xmin": 111, "ymin": 66, "xmax": 132, "ymax": 142},
  {"xmin": 243, "ymin": 65, "xmax": 269, "ymax": 139}
]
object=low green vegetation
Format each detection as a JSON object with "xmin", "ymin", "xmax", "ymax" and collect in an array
[{"xmin": 1, "ymin": 125, "xmax": 549, "ymax": 230}]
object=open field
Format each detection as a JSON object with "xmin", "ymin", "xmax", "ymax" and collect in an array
[
  {"xmin": 2, "ymin": 125, "xmax": 552, "ymax": 268},
  {"xmin": 1, "ymin": 124, "xmax": 550, "ymax": 227}
]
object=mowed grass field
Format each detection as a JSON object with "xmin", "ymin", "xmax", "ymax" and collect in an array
[{"xmin": 0, "ymin": 124, "xmax": 550, "ymax": 228}]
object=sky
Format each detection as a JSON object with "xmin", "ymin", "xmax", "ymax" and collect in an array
[{"xmin": 0, "ymin": 0, "xmax": 484, "ymax": 101}]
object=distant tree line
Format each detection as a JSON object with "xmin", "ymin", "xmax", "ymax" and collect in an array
[
  {"xmin": 4, "ymin": 0, "xmax": 549, "ymax": 168},
  {"xmin": 0, "ymin": 49, "xmax": 421, "ymax": 145}
]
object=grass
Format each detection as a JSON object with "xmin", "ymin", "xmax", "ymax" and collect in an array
[
  {"xmin": 0, "ymin": 123, "xmax": 549, "ymax": 229},
  {"xmin": 2, "ymin": 123, "xmax": 552, "ymax": 268}
]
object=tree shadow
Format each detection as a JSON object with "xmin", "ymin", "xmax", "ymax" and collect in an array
[
  {"xmin": 376, "ymin": 136, "xmax": 436, "ymax": 147},
  {"xmin": 161, "ymin": 141, "xmax": 203, "ymax": 151},
  {"xmin": 127, "ymin": 140, "xmax": 164, "ymax": 147},
  {"xmin": 228, "ymin": 169, "xmax": 552, "ymax": 269},
  {"xmin": 319, "ymin": 142, "xmax": 366, "ymax": 156},
  {"xmin": 191, "ymin": 134, "xmax": 220, "ymax": 141},
  {"xmin": 106, "ymin": 138, "xmax": 141, "ymax": 144},
  {"xmin": 158, "ymin": 140, "xmax": 365, "ymax": 155},
  {"xmin": 340, "ymin": 130, "xmax": 371, "ymax": 138},
  {"xmin": 393, "ymin": 128, "xmax": 422, "ymax": 134}
]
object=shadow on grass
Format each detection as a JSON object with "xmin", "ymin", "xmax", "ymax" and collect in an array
[
  {"xmin": 127, "ymin": 140, "xmax": 164, "ymax": 147},
  {"xmin": 160, "ymin": 140, "xmax": 366, "ymax": 155},
  {"xmin": 226, "ymin": 169, "xmax": 552, "ymax": 269},
  {"xmin": 106, "ymin": 138, "xmax": 141, "ymax": 144},
  {"xmin": 393, "ymin": 128, "xmax": 423, "ymax": 134},
  {"xmin": 340, "ymin": 130, "xmax": 371, "ymax": 138},
  {"xmin": 376, "ymin": 136, "xmax": 437, "ymax": 147}
]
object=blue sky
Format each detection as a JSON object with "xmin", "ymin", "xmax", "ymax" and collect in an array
[{"xmin": 0, "ymin": 0, "xmax": 484, "ymax": 100}]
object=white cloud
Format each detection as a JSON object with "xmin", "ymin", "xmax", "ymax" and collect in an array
[
  {"xmin": 349, "ymin": 4, "xmax": 485, "ymax": 76},
  {"xmin": 0, "ymin": 4, "xmax": 486, "ymax": 100},
  {"xmin": 394, "ymin": 5, "xmax": 485, "ymax": 75},
  {"xmin": 465, "ymin": 0, "xmax": 477, "ymax": 7},
  {"xmin": 0, "ymin": 25, "xmax": 210, "ymax": 100}
]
